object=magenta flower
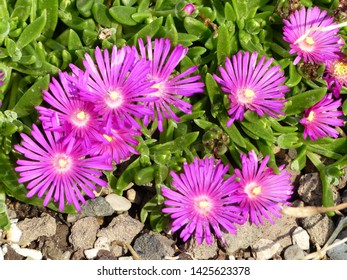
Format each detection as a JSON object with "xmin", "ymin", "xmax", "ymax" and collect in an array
[
  {"xmin": 283, "ymin": 6, "xmax": 342, "ymax": 65},
  {"xmin": 136, "ymin": 37, "xmax": 204, "ymax": 131},
  {"xmin": 36, "ymin": 72, "xmax": 101, "ymax": 148},
  {"xmin": 323, "ymin": 53, "xmax": 347, "ymax": 98},
  {"xmin": 299, "ymin": 93, "xmax": 344, "ymax": 141},
  {"xmin": 89, "ymin": 126, "xmax": 140, "ymax": 164},
  {"xmin": 71, "ymin": 46, "xmax": 156, "ymax": 132},
  {"xmin": 183, "ymin": 3, "xmax": 195, "ymax": 15},
  {"xmin": 213, "ymin": 51, "xmax": 289, "ymax": 126},
  {"xmin": 14, "ymin": 125, "xmax": 113, "ymax": 211},
  {"xmin": 233, "ymin": 150, "xmax": 293, "ymax": 226},
  {"xmin": 162, "ymin": 157, "xmax": 246, "ymax": 245}
]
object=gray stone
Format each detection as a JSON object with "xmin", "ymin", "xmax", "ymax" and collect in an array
[
  {"xmin": 188, "ymin": 238, "xmax": 218, "ymax": 260},
  {"xmin": 133, "ymin": 232, "xmax": 175, "ymax": 260},
  {"xmin": 283, "ymin": 245, "xmax": 305, "ymax": 260},
  {"xmin": 17, "ymin": 213, "xmax": 56, "ymax": 246},
  {"xmin": 327, "ymin": 240, "xmax": 347, "ymax": 260},
  {"xmin": 298, "ymin": 173, "xmax": 340, "ymax": 206},
  {"xmin": 70, "ymin": 217, "xmax": 100, "ymax": 250},
  {"xmin": 97, "ymin": 214, "xmax": 144, "ymax": 257},
  {"xmin": 259, "ymin": 215, "xmax": 298, "ymax": 249},
  {"xmin": 223, "ymin": 221, "xmax": 263, "ymax": 254},
  {"xmin": 81, "ymin": 197, "xmax": 115, "ymax": 217},
  {"xmin": 252, "ymin": 239, "xmax": 281, "ymax": 260},
  {"xmin": 300, "ymin": 214, "xmax": 335, "ymax": 247},
  {"xmin": 105, "ymin": 193, "xmax": 132, "ymax": 212},
  {"xmin": 292, "ymin": 226, "xmax": 310, "ymax": 250}
]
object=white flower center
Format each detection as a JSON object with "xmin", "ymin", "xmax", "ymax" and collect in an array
[
  {"xmin": 53, "ymin": 154, "xmax": 72, "ymax": 174},
  {"xmin": 306, "ymin": 111, "xmax": 315, "ymax": 122},
  {"xmin": 194, "ymin": 195, "xmax": 212, "ymax": 216},
  {"xmin": 244, "ymin": 182, "xmax": 262, "ymax": 199},
  {"xmin": 71, "ymin": 109, "xmax": 90, "ymax": 127},
  {"xmin": 105, "ymin": 90, "xmax": 124, "ymax": 109},
  {"xmin": 237, "ymin": 88, "xmax": 256, "ymax": 104},
  {"xmin": 298, "ymin": 35, "xmax": 315, "ymax": 52}
]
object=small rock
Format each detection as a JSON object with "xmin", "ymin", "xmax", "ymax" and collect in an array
[
  {"xmin": 126, "ymin": 189, "xmax": 141, "ymax": 204},
  {"xmin": 292, "ymin": 227, "xmax": 310, "ymax": 251},
  {"xmin": 0, "ymin": 247, "xmax": 3, "ymax": 261},
  {"xmin": 17, "ymin": 213, "xmax": 56, "ymax": 246},
  {"xmin": 298, "ymin": 173, "xmax": 340, "ymax": 206},
  {"xmin": 70, "ymin": 217, "xmax": 100, "ymax": 250},
  {"xmin": 3, "ymin": 244, "xmax": 23, "ymax": 260},
  {"xmin": 188, "ymin": 238, "xmax": 218, "ymax": 260},
  {"xmin": 94, "ymin": 236, "xmax": 110, "ymax": 251},
  {"xmin": 300, "ymin": 214, "xmax": 335, "ymax": 247},
  {"xmin": 105, "ymin": 194, "xmax": 132, "ymax": 212},
  {"xmin": 81, "ymin": 197, "xmax": 115, "ymax": 217},
  {"xmin": 84, "ymin": 248, "xmax": 99, "ymax": 260},
  {"xmin": 11, "ymin": 244, "xmax": 42, "ymax": 260},
  {"xmin": 223, "ymin": 221, "xmax": 263, "ymax": 254},
  {"xmin": 97, "ymin": 214, "xmax": 143, "ymax": 242},
  {"xmin": 42, "ymin": 239, "xmax": 63, "ymax": 260},
  {"xmin": 62, "ymin": 251, "xmax": 72, "ymax": 260},
  {"xmin": 71, "ymin": 248, "xmax": 86, "ymax": 260},
  {"xmin": 252, "ymin": 239, "xmax": 281, "ymax": 260},
  {"xmin": 96, "ymin": 250, "xmax": 117, "ymax": 260},
  {"xmin": 284, "ymin": 245, "xmax": 306, "ymax": 260},
  {"xmin": 133, "ymin": 232, "xmax": 175, "ymax": 260},
  {"xmin": 327, "ymin": 240, "xmax": 347, "ymax": 260},
  {"xmin": 260, "ymin": 215, "xmax": 298, "ymax": 249},
  {"xmin": 6, "ymin": 223, "xmax": 22, "ymax": 243}
]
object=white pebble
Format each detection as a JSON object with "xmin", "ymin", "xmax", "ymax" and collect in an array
[
  {"xmin": 252, "ymin": 239, "xmax": 281, "ymax": 260},
  {"xmin": 84, "ymin": 248, "xmax": 99, "ymax": 260},
  {"xmin": 292, "ymin": 227, "xmax": 310, "ymax": 251},
  {"xmin": 118, "ymin": 256, "xmax": 133, "ymax": 260},
  {"xmin": 105, "ymin": 194, "xmax": 131, "ymax": 212},
  {"xmin": 11, "ymin": 244, "xmax": 42, "ymax": 260},
  {"xmin": 0, "ymin": 247, "xmax": 4, "ymax": 261},
  {"xmin": 6, "ymin": 223, "xmax": 22, "ymax": 243},
  {"xmin": 94, "ymin": 236, "xmax": 110, "ymax": 251}
]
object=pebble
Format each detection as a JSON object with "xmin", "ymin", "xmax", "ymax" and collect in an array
[
  {"xmin": 133, "ymin": 232, "xmax": 175, "ymax": 260},
  {"xmin": 17, "ymin": 213, "xmax": 56, "ymax": 246},
  {"xmin": 94, "ymin": 236, "xmax": 111, "ymax": 251},
  {"xmin": 292, "ymin": 227, "xmax": 310, "ymax": 251},
  {"xmin": 0, "ymin": 247, "xmax": 3, "ymax": 261},
  {"xmin": 188, "ymin": 239, "xmax": 218, "ymax": 260},
  {"xmin": 84, "ymin": 248, "xmax": 99, "ymax": 260},
  {"xmin": 6, "ymin": 222, "xmax": 22, "ymax": 243},
  {"xmin": 283, "ymin": 245, "xmax": 306, "ymax": 260},
  {"xmin": 80, "ymin": 197, "xmax": 115, "ymax": 217},
  {"xmin": 70, "ymin": 217, "xmax": 100, "ymax": 250},
  {"xmin": 252, "ymin": 239, "xmax": 281, "ymax": 260},
  {"xmin": 11, "ymin": 244, "xmax": 42, "ymax": 260},
  {"xmin": 300, "ymin": 214, "xmax": 335, "ymax": 247},
  {"xmin": 327, "ymin": 240, "xmax": 347, "ymax": 260},
  {"xmin": 105, "ymin": 194, "xmax": 132, "ymax": 212},
  {"xmin": 126, "ymin": 189, "xmax": 141, "ymax": 204},
  {"xmin": 118, "ymin": 256, "xmax": 133, "ymax": 260}
]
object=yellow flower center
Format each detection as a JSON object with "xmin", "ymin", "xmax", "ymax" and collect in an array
[
  {"xmin": 53, "ymin": 154, "xmax": 72, "ymax": 174},
  {"xmin": 194, "ymin": 196, "xmax": 212, "ymax": 216},
  {"xmin": 333, "ymin": 62, "xmax": 347, "ymax": 76},
  {"xmin": 237, "ymin": 88, "xmax": 256, "ymax": 104},
  {"xmin": 105, "ymin": 90, "xmax": 124, "ymax": 109},
  {"xmin": 244, "ymin": 182, "xmax": 262, "ymax": 199},
  {"xmin": 71, "ymin": 109, "xmax": 90, "ymax": 127},
  {"xmin": 298, "ymin": 35, "xmax": 315, "ymax": 52},
  {"xmin": 305, "ymin": 36, "xmax": 315, "ymax": 45},
  {"xmin": 306, "ymin": 111, "xmax": 315, "ymax": 122},
  {"xmin": 103, "ymin": 134, "xmax": 113, "ymax": 142}
]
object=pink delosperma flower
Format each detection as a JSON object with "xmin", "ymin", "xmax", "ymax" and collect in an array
[
  {"xmin": 162, "ymin": 157, "xmax": 246, "ymax": 245},
  {"xmin": 213, "ymin": 51, "xmax": 289, "ymax": 126},
  {"xmin": 323, "ymin": 53, "xmax": 347, "ymax": 98},
  {"xmin": 183, "ymin": 3, "xmax": 195, "ymax": 15},
  {"xmin": 299, "ymin": 93, "xmax": 344, "ymax": 141},
  {"xmin": 71, "ymin": 46, "xmax": 156, "ymax": 132},
  {"xmin": 233, "ymin": 150, "xmax": 293, "ymax": 226},
  {"xmin": 36, "ymin": 72, "xmax": 101, "ymax": 148},
  {"xmin": 89, "ymin": 126, "xmax": 140, "ymax": 164},
  {"xmin": 283, "ymin": 6, "xmax": 342, "ymax": 65},
  {"xmin": 14, "ymin": 124, "xmax": 113, "ymax": 211},
  {"xmin": 136, "ymin": 37, "xmax": 205, "ymax": 131}
]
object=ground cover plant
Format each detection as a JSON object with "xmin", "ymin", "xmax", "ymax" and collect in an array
[{"xmin": 1, "ymin": 0, "xmax": 347, "ymax": 252}]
